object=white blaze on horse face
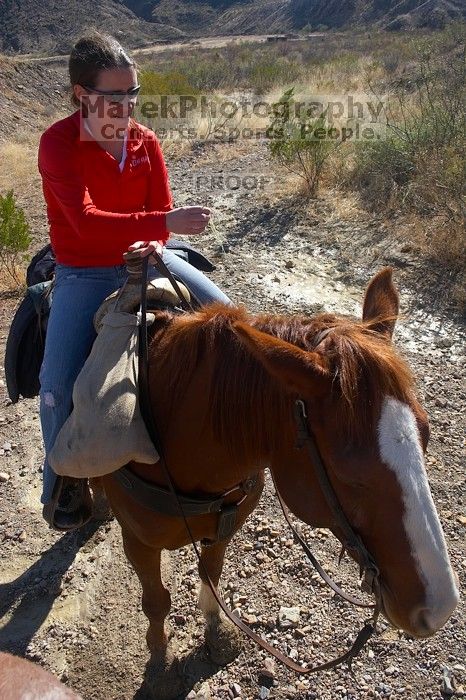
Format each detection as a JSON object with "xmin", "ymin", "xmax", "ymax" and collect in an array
[{"xmin": 377, "ymin": 397, "xmax": 459, "ymax": 634}]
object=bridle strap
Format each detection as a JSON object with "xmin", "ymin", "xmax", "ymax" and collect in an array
[
  {"xmin": 150, "ymin": 251, "xmax": 198, "ymax": 313},
  {"xmin": 135, "ymin": 256, "xmax": 380, "ymax": 673},
  {"xmin": 292, "ymin": 400, "xmax": 381, "ymax": 594},
  {"xmin": 273, "ymin": 477, "xmax": 374, "ymax": 608}
]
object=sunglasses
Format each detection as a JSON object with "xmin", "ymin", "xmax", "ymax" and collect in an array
[{"xmin": 80, "ymin": 84, "xmax": 141, "ymax": 103}]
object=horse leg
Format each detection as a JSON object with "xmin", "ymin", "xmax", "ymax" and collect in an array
[
  {"xmin": 122, "ymin": 528, "xmax": 171, "ymax": 653},
  {"xmin": 198, "ymin": 539, "xmax": 242, "ymax": 665},
  {"xmin": 121, "ymin": 528, "xmax": 184, "ymax": 699}
]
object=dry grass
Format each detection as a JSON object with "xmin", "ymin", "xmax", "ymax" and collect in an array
[
  {"xmin": 0, "ymin": 53, "xmax": 14, "ymax": 69},
  {"xmin": 254, "ymin": 152, "xmax": 367, "ymax": 216},
  {"xmin": 137, "ymin": 30, "xmax": 425, "ymax": 96},
  {"xmin": 321, "ymin": 189, "xmax": 366, "ymax": 223},
  {"xmin": 195, "ymin": 140, "xmax": 259, "ymax": 165},
  {"xmin": 0, "ymin": 265, "xmax": 27, "ymax": 293},
  {"xmin": 0, "ymin": 135, "xmax": 49, "ymax": 291},
  {"xmin": 158, "ymin": 137, "xmax": 194, "ymax": 161},
  {"xmin": 0, "ymin": 141, "xmax": 40, "ymax": 191},
  {"xmin": 397, "ymin": 212, "xmax": 465, "ymax": 267},
  {"xmin": 255, "ymin": 169, "xmax": 303, "ymax": 207},
  {"xmin": 396, "ymin": 213, "xmax": 465, "ymax": 311}
]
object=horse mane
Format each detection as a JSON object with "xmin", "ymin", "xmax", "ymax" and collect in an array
[{"xmin": 149, "ymin": 303, "xmax": 416, "ymax": 460}]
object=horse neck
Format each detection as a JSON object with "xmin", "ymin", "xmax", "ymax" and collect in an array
[
  {"xmin": 208, "ymin": 323, "xmax": 295, "ymax": 468},
  {"xmin": 151, "ymin": 306, "xmax": 308, "ymax": 472}
]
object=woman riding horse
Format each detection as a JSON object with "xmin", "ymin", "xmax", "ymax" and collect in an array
[{"xmin": 37, "ymin": 32, "xmax": 230, "ymax": 531}]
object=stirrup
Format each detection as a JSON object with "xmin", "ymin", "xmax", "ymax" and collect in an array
[{"xmin": 42, "ymin": 475, "xmax": 93, "ymax": 532}]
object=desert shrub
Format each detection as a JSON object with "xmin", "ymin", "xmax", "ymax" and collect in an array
[
  {"xmin": 250, "ymin": 59, "xmax": 301, "ymax": 94},
  {"xmin": 136, "ymin": 70, "xmax": 200, "ymax": 140},
  {"xmin": 328, "ymin": 25, "xmax": 465, "ymax": 300},
  {"xmin": 352, "ymin": 136, "xmax": 417, "ymax": 208},
  {"xmin": 178, "ymin": 56, "xmax": 234, "ymax": 91},
  {"xmin": 267, "ymin": 88, "xmax": 343, "ymax": 197},
  {"xmin": 139, "ymin": 69, "xmax": 198, "ymax": 96},
  {"xmin": 141, "ymin": 45, "xmax": 305, "ymax": 95},
  {"xmin": 250, "ymin": 62, "xmax": 284, "ymax": 94},
  {"xmin": 353, "ymin": 27, "xmax": 465, "ymax": 220},
  {"xmin": 0, "ymin": 189, "xmax": 31, "ymax": 285},
  {"xmin": 141, "ymin": 54, "xmax": 238, "ymax": 92}
]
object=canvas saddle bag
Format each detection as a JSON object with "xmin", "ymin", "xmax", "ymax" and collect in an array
[{"xmin": 49, "ymin": 275, "xmax": 191, "ymax": 479}]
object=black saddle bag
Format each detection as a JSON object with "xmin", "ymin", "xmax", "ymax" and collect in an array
[
  {"xmin": 5, "ymin": 281, "xmax": 53, "ymax": 402},
  {"xmin": 4, "ymin": 240, "xmax": 216, "ymax": 403}
]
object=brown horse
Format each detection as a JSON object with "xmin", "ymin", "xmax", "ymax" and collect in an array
[
  {"xmin": 0, "ymin": 652, "xmax": 82, "ymax": 699},
  {"xmin": 102, "ymin": 268, "xmax": 459, "ymax": 697}
]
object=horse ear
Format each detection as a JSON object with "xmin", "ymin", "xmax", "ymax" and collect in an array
[
  {"xmin": 233, "ymin": 322, "xmax": 330, "ymax": 395},
  {"xmin": 362, "ymin": 267, "xmax": 399, "ymax": 339}
]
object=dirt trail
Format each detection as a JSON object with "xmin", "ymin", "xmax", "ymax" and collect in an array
[{"xmin": 0, "ymin": 140, "xmax": 465, "ymax": 700}]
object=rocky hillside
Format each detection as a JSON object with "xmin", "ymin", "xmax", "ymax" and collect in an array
[
  {"xmin": 289, "ymin": 0, "xmax": 466, "ymax": 30},
  {"xmin": 122, "ymin": 0, "xmax": 466, "ymax": 34},
  {"xmin": 0, "ymin": 0, "xmax": 464, "ymax": 55},
  {"xmin": 0, "ymin": 0, "xmax": 185, "ymax": 55}
]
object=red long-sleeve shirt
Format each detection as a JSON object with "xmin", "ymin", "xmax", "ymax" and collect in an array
[{"xmin": 38, "ymin": 110, "xmax": 173, "ymax": 266}]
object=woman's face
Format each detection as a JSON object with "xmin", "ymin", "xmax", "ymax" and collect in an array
[{"xmin": 74, "ymin": 66, "xmax": 139, "ymax": 141}]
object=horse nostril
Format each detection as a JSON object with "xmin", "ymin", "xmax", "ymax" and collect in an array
[{"xmin": 411, "ymin": 608, "xmax": 435, "ymax": 638}]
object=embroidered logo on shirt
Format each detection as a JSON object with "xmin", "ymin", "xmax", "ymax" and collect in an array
[{"xmin": 132, "ymin": 155, "xmax": 149, "ymax": 167}]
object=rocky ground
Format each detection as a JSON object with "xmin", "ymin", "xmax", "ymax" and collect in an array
[{"xmin": 0, "ymin": 139, "xmax": 465, "ymax": 700}]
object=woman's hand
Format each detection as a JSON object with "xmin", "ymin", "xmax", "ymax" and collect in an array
[
  {"xmin": 127, "ymin": 240, "xmax": 164, "ymax": 263},
  {"xmin": 165, "ymin": 206, "xmax": 211, "ymax": 235}
]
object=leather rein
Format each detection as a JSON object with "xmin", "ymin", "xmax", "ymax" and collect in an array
[{"xmin": 121, "ymin": 255, "xmax": 382, "ymax": 673}]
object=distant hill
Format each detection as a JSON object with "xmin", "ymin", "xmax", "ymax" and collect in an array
[
  {"xmin": 0, "ymin": 0, "xmax": 185, "ymax": 55},
  {"xmin": 0, "ymin": 0, "xmax": 464, "ymax": 55},
  {"xmin": 289, "ymin": 0, "xmax": 466, "ymax": 31},
  {"xmin": 123, "ymin": 0, "xmax": 466, "ymax": 34}
]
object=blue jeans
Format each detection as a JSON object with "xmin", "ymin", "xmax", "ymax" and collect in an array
[{"xmin": 39, "ymin": 248, "xmax": 231, "ymax": 505}]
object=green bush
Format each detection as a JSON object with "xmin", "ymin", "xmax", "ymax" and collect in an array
[
  {"xmin": 353, "ymin": 26, "xmax": 465, "ymax": 216},
  {"xmin": 352, "ymin": 136, "xmax": 417, "ymax": 207},
  {"xmin": 140, "ymin": 57, "xmax": 234, "ymax": 92},
  {"xmin": 0, "ymin": 189, "xmax": 31, "ymax": 285},
  {"xmin": 140, "ymin": 46, "xmax": 304, "ymax": 95},
  {"xmin": 139, "ymin": 69, "xmax": 198, "ymax": 96},
  {"xmin": 250, "ymin": 59, "xmax": 301, "ymax": 94},
  {"xmin": 267, "ymin": 88, "xmax": 342, "ymax": 197}
]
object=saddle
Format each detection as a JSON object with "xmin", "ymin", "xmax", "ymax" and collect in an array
[{"xmin": 48, "ymin": 274, "xmax": 191, "ymax": 480}]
